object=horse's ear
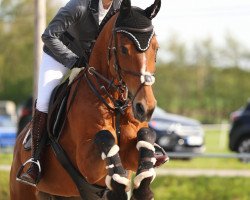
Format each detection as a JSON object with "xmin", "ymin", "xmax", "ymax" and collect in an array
[
  {"xmin": 120, "ymin": 0, "xmax": 132, "ymax": 17},
  {"xmin": 145, "ymin": 0, "xmax": 161, "ymax": 20}
]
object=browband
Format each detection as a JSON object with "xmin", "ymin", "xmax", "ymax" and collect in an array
[{"xmin": 114, "ymin": 25, "xmax": 154, "ymax": 33}]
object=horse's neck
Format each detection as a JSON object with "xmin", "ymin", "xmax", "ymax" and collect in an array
[
  {"xmin": 69, "ymin": 16, "xmax": 118, "ymax": 112},
  {"xmin": 89, "ymin": 16, "xmax": 116, "ymax": 77},
  {"xmin": 89, "ymin": 42, "xmax": 108, "ymax": 76}
]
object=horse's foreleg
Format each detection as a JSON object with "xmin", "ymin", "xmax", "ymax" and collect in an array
[
  {"xmin": 94, "ymin": 130, "xmax": 130, "ymax": 200},
  {"xmin": 131, "ymin": 128, "xmax": 156, "ymax": 200}
]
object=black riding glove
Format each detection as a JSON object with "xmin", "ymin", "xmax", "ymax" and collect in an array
[{"xmin": 73, "ymin": 56, "xmax": 87, "ymax": 68}]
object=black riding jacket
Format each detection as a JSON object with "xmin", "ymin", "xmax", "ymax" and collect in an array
[{"xmin": 42, "ymin": 0, "xmax": 122, "ymax": 69}]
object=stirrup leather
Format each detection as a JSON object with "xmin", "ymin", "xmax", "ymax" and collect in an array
[{"xmin": 16, "ymin": 158, "xmax": 42, "ymax": 186}]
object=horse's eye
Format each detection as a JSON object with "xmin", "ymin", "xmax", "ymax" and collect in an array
[{"xmin": 121, "ymin": 46, "xmax": 128, "ymax": 55}]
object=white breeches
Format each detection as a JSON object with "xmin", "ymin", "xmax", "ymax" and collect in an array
[{"xmin": 36, "ymin": 52, "xmax": 69, "ymax": 113}]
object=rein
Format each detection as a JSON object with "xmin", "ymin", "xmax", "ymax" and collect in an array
[
  {"xmin": 86, "ymin": 67, "xmax": 130, "ymax": 114},
  {"xmin": 84, "ymin": 66, "xmax": 129, "ymax": 145},
  {"xmin": 84, "ymin": 70, "xmax": 130, "ymax": 115}
]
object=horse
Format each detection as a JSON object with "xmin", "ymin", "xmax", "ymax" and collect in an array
[{"xmin": 10, "ymin": 0, "xmax": 164, "ymax": 199}]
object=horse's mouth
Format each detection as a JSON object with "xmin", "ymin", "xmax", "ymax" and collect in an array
[{"xmin": 134, "ymin": 113, "xmax": 147, "ymax": 122}]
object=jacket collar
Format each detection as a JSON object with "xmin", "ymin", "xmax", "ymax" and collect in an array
[
  {"xmin": 89, "ymin": 0, "xmax": 122, "ymax": 13},
  {"xmin": 89, "ymin": 0, "xmax": 99, "ymax": 13},
  {"xmin": 89, "ymin": 0, "xmax": 122, "ymax": 27}
]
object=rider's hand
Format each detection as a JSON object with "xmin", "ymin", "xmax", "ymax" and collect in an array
[{"xmin": 73, "ymin": 56, "xmax": 87, "ymax": 68}]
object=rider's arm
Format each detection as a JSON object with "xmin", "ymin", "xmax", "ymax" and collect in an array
[{"xmin": 41, "ymin": 0, "xmax": 87, "ymax": 69}]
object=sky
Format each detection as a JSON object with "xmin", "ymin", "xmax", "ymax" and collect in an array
[{"xmin": 59, "ymin": 0, "xmax": 250, "ymax": 49}]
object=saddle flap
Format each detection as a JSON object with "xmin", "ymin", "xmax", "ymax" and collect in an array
[
  {"xmin": 48, "ymin": 79, "xmax": 71, "ymax": 140},
  {"xmin": 22, "ymin": 76, "xmax": 77, "ymax": 151},
  {"xmin": 22, "ymin": 124, "xmax": 32, "ymax": 151}
]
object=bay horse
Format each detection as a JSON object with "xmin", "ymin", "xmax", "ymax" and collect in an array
[{"xmin": 10, "ymin": 0, "xmax": 164, "ymax": 199}]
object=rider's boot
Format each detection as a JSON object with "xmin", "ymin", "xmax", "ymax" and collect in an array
[{"xmin": 16, "ymin": 109, "xmax": 48, "ymax": 186}]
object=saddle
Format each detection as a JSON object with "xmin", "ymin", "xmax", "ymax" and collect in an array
[
  {"xmin": 23, "ymin": 69, "xmax": 81, "ymax": 151},
  {"xmin": 47, "ymin": 78, "xmax": 71, "ymax": 140},
  {"xmin": 23, "ymin": 77, "xmax": 75, "ymax": 150}
]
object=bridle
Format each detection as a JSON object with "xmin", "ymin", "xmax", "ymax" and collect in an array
[
  {"xmin": 108, "ymin": 18, "xmax": 156, "ymax": 102},
  {"xmin": 84, "ymin": 15, "xmax": 156, "ymax": 116}
]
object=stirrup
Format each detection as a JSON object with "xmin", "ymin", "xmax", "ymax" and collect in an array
[{"xmin": 16, "ymin": 158, "xmax": 42, "ymax": 186}]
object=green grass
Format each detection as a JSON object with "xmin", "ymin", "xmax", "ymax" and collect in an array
[
  {"xmin": 165, "ymin": 157, "xmax": 250, "ymax": 169},
  {"xmin": 205, "ymin": 129, "xmax": 229, "ymax": 153},
  {"xmin": 0, "ymin": 171, "xmax": 10, "ymax": 200},
  {"xmin": 2, "ymin": 172, "xmax": 250, "ymax": 200},
  {"xmin": 0, "ymin": 154, "xmax": 12, "ymax": 200},
  {"xmin": 152, "ymin": 176, "xmax": 250, "ymax": 200},
  {"xmin": 0, "ymin": 153, "xmax": 13, "ymax": 165},
  {"xmin": 1, "ymin": 128, "xmax": 250, "ymax": 199}
]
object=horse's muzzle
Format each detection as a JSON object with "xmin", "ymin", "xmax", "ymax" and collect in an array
[{"xmin": 133, "ymin": 102, "xmax": 155, "ymax": 122}]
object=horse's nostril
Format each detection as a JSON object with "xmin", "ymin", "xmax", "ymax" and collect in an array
[
  {"xmin": 147, "ymin": 107, "xmax": 155, "ymax": 120},
  {"xmin": 136, "ymin": 103, "xmax": 145, "ymax": 116}
]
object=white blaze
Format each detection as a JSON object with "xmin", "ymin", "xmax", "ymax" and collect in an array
[
  {"xmin": 140, "ymin": 53, "xmax": 147, "ymax": 75},
  {"xmin": 140, "ymin": 53, "xmax": 155, "ymax": 86}
]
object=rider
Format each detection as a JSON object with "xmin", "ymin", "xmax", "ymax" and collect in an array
[{"xmin": 17, "ymin": 0, "xmax": 122, "ymax": 186}]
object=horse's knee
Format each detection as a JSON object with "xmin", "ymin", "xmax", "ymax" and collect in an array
[
  {"xmin": 94, "ymin": 130, "xmax": 130, "ymax": 192},
  {"xmin": 134, "ymin": 128, "xmax": 156, "ymax": 189},
  {"xmin": 94, "ymin": 130, "xmax": 116, "ymax": 155},
  {"xmin": 136, "ymin": 128, "xmax": 156, "ymax": 171},
  {"xmin": 137, "ymin": 127, "xmax": 156, "ymax": 145}
]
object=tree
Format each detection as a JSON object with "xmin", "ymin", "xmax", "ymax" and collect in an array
[{"xmin": 0, "ymin": 0, "xmax": 57, "ymax": 103}]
